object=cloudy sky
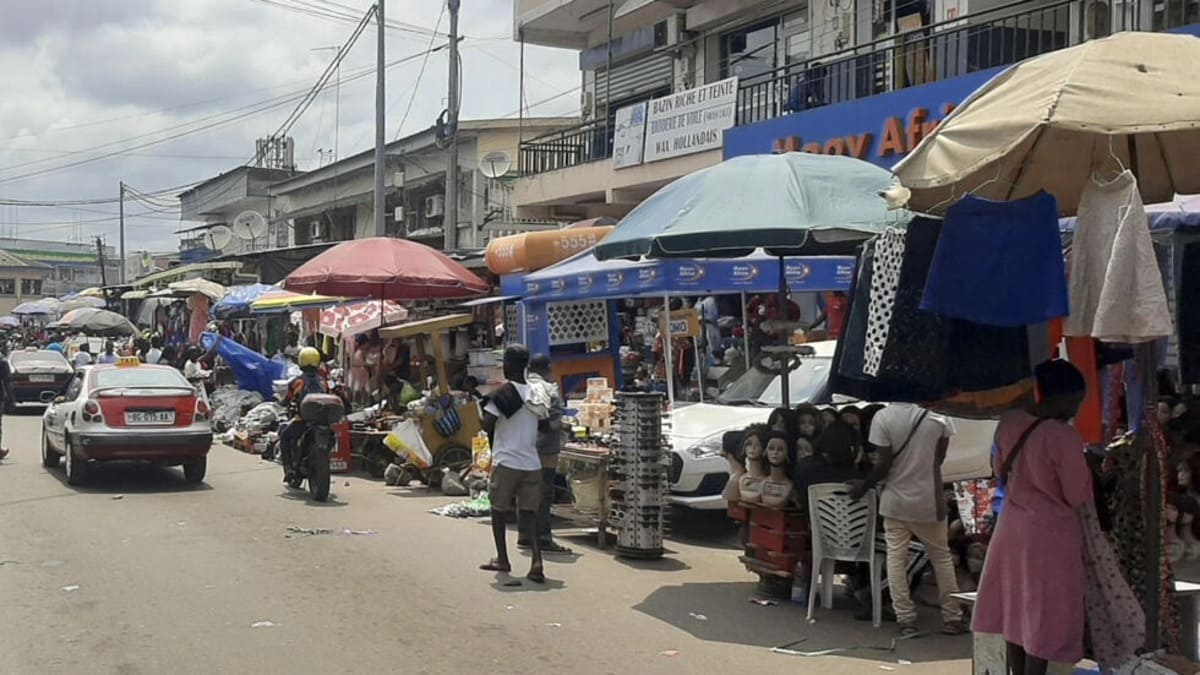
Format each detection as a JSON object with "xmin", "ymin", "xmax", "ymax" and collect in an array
[{"xmin": 0, "ymin": 0, "xmax": 581, "ymax": 253}]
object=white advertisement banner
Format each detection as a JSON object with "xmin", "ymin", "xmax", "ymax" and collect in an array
[
  {"xmin": 643, "ymin": 77, "xmax": 738, "ymax": 164},
  {"xmin": 612, "ymin": 101, "xmax": 647, "ymax": 169}
]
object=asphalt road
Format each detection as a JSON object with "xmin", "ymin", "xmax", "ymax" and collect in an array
[{"xmin": 0, "ymin": 411, "xmax": 972, "ymax": 674}]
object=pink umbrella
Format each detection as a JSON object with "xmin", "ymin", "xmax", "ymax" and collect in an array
[
  {"xmin": 319, "ymin": 300, "xmax": 408, "ymax": 339},
  {"xmin": 283, "ymin": 237, "xmax": 489, "ymax": 300}
]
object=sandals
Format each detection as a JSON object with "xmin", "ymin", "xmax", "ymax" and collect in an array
[
  {"xmin": 541, "ymin": 541, "xmax": 573, "ymax": 555},
  {"xmin": 479, "ymin": 559, "xmax": 512, "ymax": 573},
  {"xmin": 526, "ymin": 568, "xmax": 546, "ymax": 584}
]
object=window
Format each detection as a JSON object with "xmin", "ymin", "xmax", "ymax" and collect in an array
[
  {"xmin": 64, "ymin": 373, "xmax": 84, "ymax": 401},
  {"xmin": 720, "ymin": 20, "xmax": 780, "ymax": 81},
  {"xmin": 21, "ymin": 279, "xmax": 41, "ymax": 296},
  {"xmin": 0, "ymin": 279, "xmax": 15, "ymax": 296}
]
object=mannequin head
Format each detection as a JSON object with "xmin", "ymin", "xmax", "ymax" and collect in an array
[
  {"xmin": 722, "ymin": 430, "xmax": 746, "ymax": 473},
  {"xmin": 794, "ymin": 404, "xmax": 823, "ymax": 440},
  {"xmin": 795, "ymin": 437, "xmax": 815, "ymax": 461},
  {"xmin": 764, "ymin": 431, "xmax": 794, "ymax": 473},
  {"xmin": 767, "ymin": 407, "xmax": 799, "ymax": 440},
  {"xmin": 839, "ymin": 406, "xmax": 863, "ymax": 434},
  {"xmin": 819, "ymin": 407, "xmax": 839, "ymax": 429},
  {"xmin": 742, "ymin": 426, "xmax": 767, "ymax": 463}
]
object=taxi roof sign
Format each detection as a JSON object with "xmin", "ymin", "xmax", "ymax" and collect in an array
[{"xmin": 116, "ymin": 356, "xmax": 141, "ymax": 367}]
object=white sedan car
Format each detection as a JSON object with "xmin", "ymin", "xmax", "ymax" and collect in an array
[
  {"xmin": 669, "ymin": 341, "xmax": 995, "ymax": 510},
  {"xmin": 42, "ymin": 360, "xmax": 214, "ymax": 486}
]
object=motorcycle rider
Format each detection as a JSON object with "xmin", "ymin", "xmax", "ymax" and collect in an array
[{"xmin": 279, "ymin": 346, "xmax": 329, "ymax": 484}]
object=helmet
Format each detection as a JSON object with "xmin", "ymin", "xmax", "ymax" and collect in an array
[{"xmin": 298, "ymin": 346, "xmax": 321, "ymax": 369}]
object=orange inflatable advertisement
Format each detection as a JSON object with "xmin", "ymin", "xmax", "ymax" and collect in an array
[{"xmin": 485, "ymin": 227, "xmax": 613, "ymax": 275}]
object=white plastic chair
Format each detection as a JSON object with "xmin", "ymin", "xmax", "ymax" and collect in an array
[{"xmin": 807, "ymin": 482, "xmax": 884, "ymax": 627}]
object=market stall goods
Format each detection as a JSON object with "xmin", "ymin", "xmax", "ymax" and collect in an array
[{"xmin": 611, "ymin": 392, "xmax": 671, "ymax": 559}]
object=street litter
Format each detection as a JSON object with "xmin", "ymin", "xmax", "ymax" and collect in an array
[
  {"xmin": 250, "ymin": 621, "xmax": 276, "ymax": 628},
  {"xmin": 505, "ymin": 604, "xmax": 514, "ymax": 610},
  {"xmin": 0, "ymin": 560, "xmax": 19, "ymax": 566},
  {"xmin": 544, "ymin": 622, "xmax": 562, "ymax": 627},
  {"xmin": 111, "ymin": 495, "xmax": 124, "ymax": 500},
  {"xmin": 660, "ymin": 650, "xmax": 680, "ymax": 657},
  {"xmin": 428, "ymin": 494, "xmax": 491, "ymax": 518},
  {"xmin": 342, "ymin": 529, "xmax": 377, "ymax": 536},
  {"xmin": 61, "ymin": 585, "xmax": 80, "ymax": 592},
  {"xmin": 770, "ymin": 637, "xmax": 903, "ymax": 658},
  {"xmin": 689, "ymin": 613, "xmax": 708, "ymax": 621},
  {"xmin": 749, "ymin": 598, "xmax": 776, "ymax": 606},
  {"xmin": 285, "ymin": 526, "xmax": 334, "ymax": 538},
  {"xmin": 898, "ymin": 660, "xmax": 912, "ymax": 665},
  {"xmin": 879, "ymin": 667, "xmax": 896, "ymax": 671}
]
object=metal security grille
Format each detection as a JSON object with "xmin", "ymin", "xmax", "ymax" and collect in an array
[
  {"xmin": 594, "ymin": 53, "xmax": 674, "ymax": 110},
  {"xmin": 547, "ymin": 300, "xmax": 608, "ymax": 346},
  {"xmin": 504, "ymin": 304, "xmax": 520, "ymax": 346}
]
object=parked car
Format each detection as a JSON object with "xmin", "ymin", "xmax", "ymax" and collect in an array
[
  {"xmin": 669, "ymin": 341, "xmax": 995, "ymax": 511},
  {"xmin": 7, "ymin": 348, "xmax": 73, "ymax": 407},
  {"xmin": 41, "ymin": 359, "xmax": 213, "ymax": 486}
]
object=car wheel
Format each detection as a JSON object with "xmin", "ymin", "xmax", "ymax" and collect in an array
[
  {"xmin": 64, "ymin": 438, "xmax": 88, "ymax": 486},
  {"xmin": 182, "ymin": 457, "xmax": 207, "ymax": 483},
  {"xmin": 41, "ymin": 428, "xmax": 61, "ymax": 468}
]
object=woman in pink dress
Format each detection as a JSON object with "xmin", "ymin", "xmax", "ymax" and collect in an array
[{"xmin": 973, "ymin": 360, "xmax": 1092, "ymax": 675}]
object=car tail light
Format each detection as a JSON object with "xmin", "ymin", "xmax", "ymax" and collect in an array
[
  {"xmin": 195, "ymin": 399, "xmax": 210, "ymax": 422},
  {"xmin": 82, "ymin": 400, "xmax": 103, "ymax": 424}
]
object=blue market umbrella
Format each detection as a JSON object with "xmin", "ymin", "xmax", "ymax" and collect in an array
[
  {"xmin": 593, "ymin": 152, "xmax": 905, "ymax": 260},
  {"xmin": 212, "ymin": 283, "xmax": 275, "ymax": 319}
]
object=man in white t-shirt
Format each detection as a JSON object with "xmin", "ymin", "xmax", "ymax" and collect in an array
[
  {"xmin": 851, "ymin": 402, "xmax": 964, "ymax": 636},
  {"xmin": 478, "ymin": 345, "xmax": 546, "ymax": 584},
  {"xmin": 73, "ymin": 344, "xmax": 93, "ymax": 369}
]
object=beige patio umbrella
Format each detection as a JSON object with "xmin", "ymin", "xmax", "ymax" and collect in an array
[{"xmin": 893, "ymin": 32, "xmax": 1200, "ymax": 216}]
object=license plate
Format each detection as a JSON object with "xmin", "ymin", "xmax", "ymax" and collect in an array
[
  {"xmin": 126, "ymin": 411, "xmax": 175, "ymax": 425},
  {"xmin": 29, "ymin": 374, "xmax": 54, "ymax": 383}
]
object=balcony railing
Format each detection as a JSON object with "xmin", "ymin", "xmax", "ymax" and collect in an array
[
  {"xmin": 518, "ymin": 0, "xmax": 1190, "ymax": 176},
  {"xmin": 518, "ymin": 119, "xmax": 612, "ymax": 176}
]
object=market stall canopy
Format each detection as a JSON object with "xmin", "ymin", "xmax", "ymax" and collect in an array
[
  {"xmin": 58, "ymin": 296, "xmax": 105, "ymax": 313},
  {"xmin": 169, "ymin": 278, "xmax": 226, "ymax": 301},
  {"xmin": 53, "ymin": 308, "xmax": 137, "ymax": 337},
  {"xmin": 121, "ymin": 289, "xmax": 150, "ymax": 300},
  {"xmin": 0, "ymin": 316, "xmax": 19, "ymax": 328},
  {"xmin": 212, "ymin": 283, "xmax": 275, "ymax": 319},
  {"xmin": 319, "ymin": 300, "xmax": 408, "ymax": 339},
  {"xmin": 12, "ymin": 300, "xmax": 58, "ymax": 316},
  {"xmin": 593, "ymin": 153, "xmax": 906, "ymax": 260},
  {"xmin": 75, "ymin": 287, "xmax": 104, "ymax": 298},
  {"xmin": 283, "ymin": 237, "xmax": 490, "ymax": 300},
  {"xmin": 893, "ymin": 32, "xmax": 1200, "ymax": 215},
  {"xmin": 520, "ymin": 249, "xmax": 856, "ymax": 303},
  {"xmin": 250, "ymin": 289, "xmax": 348, "ymax": 315},
  {"xmin": 378, "ymin": 313, "xmax": 473, "ymax": 340}
]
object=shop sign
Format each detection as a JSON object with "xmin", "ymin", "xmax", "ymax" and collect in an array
[
  {"xmin": 723, "ymin": 68, "xmax": 1000, "ymax": 168},
  {"xmin": 729, "ymin": 262, "xmax": 761, "ymax": 286},
  {"xmin": 613, "ymin": 102, "xmax": 648, "ymax": 169},
  {"xmin": 663, "ymin": 308, "xmax": 701, "ymax": 338},
  {"xmin": 635, "ymin": 267, "xmax": 659, "ymax": 288},
  {"xmin": 645, "ymin": 77, "xmax": 739, "ymax": 164},
  {"xmin": 672, "ymin": 261, "xmax": 707, "ymax": 286}
]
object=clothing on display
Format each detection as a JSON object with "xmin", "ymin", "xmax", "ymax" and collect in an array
[
  {"xmin": 862, "ymin": 227, "xmax": 907, "ymax": 377},
  {"xmin": 1080, "ymin": 499, "xmax": 1145, "ymax": 670},
  {"xmin": 875, "ymin": 217, "xmax": 950, "ymax": 390},
  {"xmin": 1179, "ymin": 242, "xmax": 1200, "ymax": 383},
  {"xmin": 1065, "ymin": 171, "xmax": 1172, "ymax": 343},
  {"xmin": 921, "ymin": 192, "xmax": 1068, "ymax": 327}
]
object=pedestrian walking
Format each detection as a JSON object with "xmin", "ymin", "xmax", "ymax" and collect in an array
[
  {"xmin": 479, "ymin": 345, "xmax": 546, "ymax": 583},
  {"xmin": 0, "ymin": 348, "xmax": 10, "ymax": 459},
  {"xmin": 850, "ymin": 402, "xmax": 964, "ymax": 636},
  {"xmin": 517, "ymin": 354, "xmax": 572, "ymax": 554}
]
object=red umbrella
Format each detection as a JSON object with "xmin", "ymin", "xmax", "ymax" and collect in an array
[{"xmin": 282, "ymin": 237, "xmax": 489, "ymax": 300}]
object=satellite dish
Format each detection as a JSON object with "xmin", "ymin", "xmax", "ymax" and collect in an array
[
  {"xmin": 203, "ymin": 225, "xmax": 234, "ymax": 250},
  {"xmin": 232, "ymin": 210, "xmax": 269, "ymax": 241},
  {"xmin": 478, "ymin": 150, "xmax": 512, "ymax": 179}
]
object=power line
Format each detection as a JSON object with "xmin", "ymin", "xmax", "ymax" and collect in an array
[
  {"xmin": 395, "ymin": 1, "xmax": 447, "ymax": 140},
  {"xmin": 0, "ymin": 46, "xmax": 444, "ymax": 188}
]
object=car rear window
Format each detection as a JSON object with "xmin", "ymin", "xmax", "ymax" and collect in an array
[
  {"xmin": 91, "ymin": 367, "xmax": 191, "ymax": 390},
  {"xmin": 10, "ymin": 352, "xmax": 69, "ymax": 367}
]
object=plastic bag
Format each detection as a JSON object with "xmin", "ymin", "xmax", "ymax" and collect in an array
[
  {"xmin": 383, "ymin": 420, "xmax": 432, "ymax": 469},
  {"xmin": 471, "ymin": 431, "xmax": 492, "ymax": 474}
]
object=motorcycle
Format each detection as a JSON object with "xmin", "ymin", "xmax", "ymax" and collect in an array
[{"xmin": 287, "ymin": 393, "xmax": 344, "ymax": 502}]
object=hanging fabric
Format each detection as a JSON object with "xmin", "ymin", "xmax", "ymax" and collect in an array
[
  {"xmin": 921, "ymin": 191, "xmax": 1069, "ymax": 327},
  {"xmin": 862, "ymin": 227, "xmax": 906, "ymax": 376},
  {"xmin": 1065, "ymin": 171, "xmax": 1172, "ymax": 343}
]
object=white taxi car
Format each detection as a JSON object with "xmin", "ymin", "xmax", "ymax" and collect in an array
[{"xmin": 41, "ymin": 357, "xmax": 214, "ymax": 486}]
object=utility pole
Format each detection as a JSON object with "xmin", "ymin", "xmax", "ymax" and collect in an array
[
  {"xmin": 443, "ymin": 0, "xmax": 461, "ymax": 252},
  {"xmin": 373, "ymin": 1, "xmax": 387, "ymax": 237},
  {"xmin": 95, "ymin": 236, "xmax": 108, "ymax": 289},
  {"xmin": 118, "ymin": 181, "xmax": 126, "ymax": 285}
]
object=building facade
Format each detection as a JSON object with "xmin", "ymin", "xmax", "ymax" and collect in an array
[
  {"xmin": 0, "ymin": 250, "xmax": 52, "ymax": 314},
  {"xmin": 0, "ymin": 237, "xmax": 118, "ymax": 297},
  {"xmin": 513, "ymin": 0, "xmax": 1200, "ymax": 220},
  {"xmin": 177, "ymin": 166, "xmax": 299, "ymax": 262}
]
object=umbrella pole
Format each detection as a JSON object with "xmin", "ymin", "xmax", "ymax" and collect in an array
[
  {"xmin": 662, "ymin": 294, "xmax": 674, "ymax": 409},
  {"xmin": 778, "ymin": 256, "xmax": 791, "ymax": 407},
  {"xmin": 740, "ymin": 292, "xmax": 750, "ymax": 373}
]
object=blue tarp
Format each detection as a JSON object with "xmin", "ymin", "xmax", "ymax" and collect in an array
[
  {"xmin": 518, "ymin": 250, "xmax": 856, "ymax": 303},
  {"xmin": 212, "ymin": 284, "xmax": 275, "ymax": 319},
  {"xmin": 200, "ymin": 332, "xmax": 285, "ymax": 399}
]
